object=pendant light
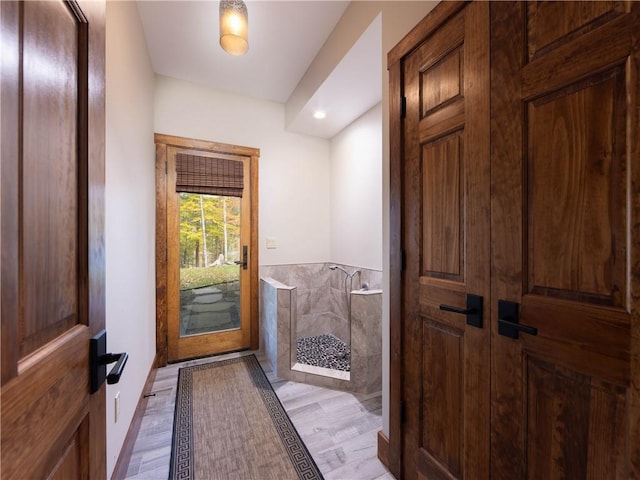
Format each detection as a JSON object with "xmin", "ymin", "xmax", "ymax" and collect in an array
[{"xmin": 219, "ymin": 0, "xmax": 249, "ymax": 56}]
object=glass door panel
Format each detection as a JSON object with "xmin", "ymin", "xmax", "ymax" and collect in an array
[{"xmin": 179, "ymin": 193, "xmax": 241, "ymax": 337}]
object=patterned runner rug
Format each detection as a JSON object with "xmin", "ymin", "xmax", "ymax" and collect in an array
[{"xmin": 169, "ymin": 354, "xmax": 323, "ymax": 479}]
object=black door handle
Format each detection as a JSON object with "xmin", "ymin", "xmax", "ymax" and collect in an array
[
  {"xmin": 90, "ymin": 330, "xmax": 129, "ymax": 393},
  {"xmin": 103, "ymin": 352, "xmax": 129, "ymax": 385},
  {"xmin": 234, "ymin": 245, "xmax": 248, "ymax": 270},
  {"xmin": 439, "ymin": 305, "xmax": 475, "ymax": 315},
  {"xmin": 498, "ymin": 318, "xmax": 538, "ymax": 337},
  {"xmin": 497, "ymin": 300, "xmax": 537, "ymax": 339},
  {"xmin": 439, "ymin": 293, "xmax": 483, "ymax": 328}
]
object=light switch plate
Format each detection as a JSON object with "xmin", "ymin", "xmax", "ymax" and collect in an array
[{"xmin": 266, "ymin": 237, "xmax": 277, "ymax": 249}]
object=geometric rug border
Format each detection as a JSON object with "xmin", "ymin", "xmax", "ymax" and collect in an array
[{"xmin": 169, "ymin": 354, "xmax": 324, "ymax": 480}]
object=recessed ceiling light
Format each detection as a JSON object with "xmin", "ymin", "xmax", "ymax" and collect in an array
[{"xmin": 313, "ymin": 111, "xmax": 326, "ymax": 120}]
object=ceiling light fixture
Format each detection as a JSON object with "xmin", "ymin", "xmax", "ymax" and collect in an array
[
  {"xmin": 219, "ymin": 0, "xmax": 248, "ymax": 56},
  {"xmin": 313, "ymin": 111, "xmax": 326, "ymax": 120}
]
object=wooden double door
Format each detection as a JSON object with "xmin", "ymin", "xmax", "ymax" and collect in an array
[{"xmin": 389, "ymin": 1, "xmax": 640, "ymax": 478}]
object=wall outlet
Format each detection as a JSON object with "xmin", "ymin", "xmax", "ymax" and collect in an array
[
  {"xmin": 114, "ymin": 391, "xmax": 120, "ymax": 423},
  {"xmin": 266, "ymin": 236, "xmax": 277, "ymax": 249}
]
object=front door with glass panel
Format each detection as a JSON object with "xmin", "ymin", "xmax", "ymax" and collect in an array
[{"xmin": 167, "ymin": 147, "xmax": 252, "ymax": 361}]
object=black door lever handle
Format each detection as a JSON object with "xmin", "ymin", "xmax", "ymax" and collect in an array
[
  {"xmin": 234, "ymin": 245, "xmax": 248, "ymax": 270},
  {"xmin": 439, "ymin": 304, "xmax": 476, "ymax": 315},
  {"xmin": 104, "ymin": 352, "xmax": 129, "ymax": 385},
  {"xmin": 90, "ymin": 330, "xmax": 129, "ymax": 393},
  {"xmin": 438, "ymin": 293, "xmax": 483, "ymax": 328},
  {"xmin": 497, "ymin": 318, "xmax": 537, "ymax": 337},
  {"xmin": 497, "ymin": 300, "xmax": 537, "ymax": 339}
]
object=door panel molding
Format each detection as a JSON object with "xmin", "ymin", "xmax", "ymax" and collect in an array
[{"xmin": 154, "ymin": 133, "xmax": 259, "ymax": 366}]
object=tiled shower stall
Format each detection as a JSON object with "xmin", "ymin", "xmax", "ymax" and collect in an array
[{"xmin": 260, "ymin": 263, "xmax": 382, "ymax": 393}]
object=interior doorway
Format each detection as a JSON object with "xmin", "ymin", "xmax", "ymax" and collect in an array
[{"xmin": 155, "ymin": 134, "xmax": 259, "ymax": 365}]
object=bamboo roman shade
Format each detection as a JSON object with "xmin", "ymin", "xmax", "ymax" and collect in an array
[{"xmin": 176, "ymin": 153, "xmax": 244, "ymax": 197}]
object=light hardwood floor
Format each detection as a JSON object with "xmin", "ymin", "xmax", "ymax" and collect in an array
[{"xmin": 124, "ymin": 351, "xmax": 394, "ymax": 479}]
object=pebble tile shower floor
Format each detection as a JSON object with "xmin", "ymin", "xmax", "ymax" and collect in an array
[{"xmin": 296, "ymin": 333, "xmax": 351, "ymax": 371}]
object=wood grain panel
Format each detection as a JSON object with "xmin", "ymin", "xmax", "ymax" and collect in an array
[
  {"xmin": 526, "ymin": 358, "xmax": 626, "ymax": 479},
  {"xmin": 421, "ymin": 320, "xmax": 463, "ymax": 477},
  {"xmin": 1, "ymin": 0, "xmax": 20, "ymax": 384},
  {"xmin": 402, "ymin": 37, "xmax": 428, "ymax": 478},
  {"xmin": 522, "ymin": 14, "xmax": 634, "ymax": 101},
  {"xmin": 421, "ymin": 48, "xmax": 462, "ymax": 116},
  {"xmin": 377, "ymin": 431, "xmax": 390, "ymax": 470},
  {"xmin": 154, "ymin": 133, "xmax": 260, "ymax": 158},
  {"xmin": 388, "ymin": 2, "xmax": 465, "ymax": 68},
  {"xmin": 521, "ymin": 296, "xmax": 629, "ymax": 386},
  {"xmin": 387, "ymin": 60, "xmax": 403, "ymax": 479},
  {"xmin": 155, "ymin": 143, "xmax": 168, "ymax": 366},
  {"xmin": 166, "ymin": 147, "xmax": 181, "ymax": 362},
  {"xmin": 84, "ymin": 1, "xmax": 107, "ymax": 474},
  {"xmin": 419, "ymin": 98, "xmax": 465, "ymax": 144},
  {"xmin": 629, "ymin": 3, "xmax": 640, "ymax": 475},
  {"xmin": 21, "ymin": 0, "xmax": 81, "ymax": 357},
  {"xmin": 249, "ymin": 154, "xmax": 260, "ymax": 350},
  {"xmin": 527, "ymin": 71, "xmax": 625, "ymax": 305},
  {"xmin": 422, "ymin": 134, "xmax": 463, "ymax": 280},
  {"xmin": 526, "ymin": 1, "xmax": 624, "ymax": 61},
  {"xmin": 489, "ymin": 3, "xmax": 528, "ymax": 478},
  {"xmin": 1, "ymin": 326, "xmax": 90, "ymax": 479},
  {"xmin": 50, "ymin": 426, "xmax": 86, "ymax": 480}
]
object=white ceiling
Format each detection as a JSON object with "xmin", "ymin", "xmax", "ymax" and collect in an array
[
  {"xmin": 137, "ymin": 1, "xmax": 382, "ymax": 139},
  {"xmin": 286, "ymin": 13, "xmax": 381, "ymax": 138}
]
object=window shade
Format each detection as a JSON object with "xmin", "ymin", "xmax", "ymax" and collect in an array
[{"xmin": 175, "ymin": 153, "xmax": 244, "ymax": 197}]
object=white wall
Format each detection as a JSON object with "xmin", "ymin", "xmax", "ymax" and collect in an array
[
  {"xmin": 154, "ymin": 75, "xmax": 331, "ymax": 266},
  {"xmin": 379, "ymin": 2, "xmax": 438, "ymax": 436},
  {"xmin": 293, "ymin": 1, "xmax": 438, "ymax": 436},
  {"xmin": 105, "ymin": 2, "xmax": 156, "ymax": 477},
  {"xmin": 330, "ymin": 103, "xmax": 382, "ymax": 271}
]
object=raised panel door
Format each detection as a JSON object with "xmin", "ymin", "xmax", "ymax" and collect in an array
[
  {"xmin": 490, "ymin": 2, "xmax": 640, "ymax": 477},
  {"xmin": 1, "ymin": 1, "xmax": 106, "ymax": 478},
  {"xmin": 401, "ymin": 2, "xmax": 491, "ymax": 478}
]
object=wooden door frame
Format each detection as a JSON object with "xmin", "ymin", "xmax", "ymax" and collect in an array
[
  {"xmin": 154, "ymin": 133, "xmax": 259, "ymax": 367},
  {"xmin": 385, "ymin": 2, "xmax": 474, "ymax": 478}
]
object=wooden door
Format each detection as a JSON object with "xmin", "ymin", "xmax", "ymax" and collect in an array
[
  {"xmin": 490, "ymin": 2, "xmax": 640, "ymax": 478},
  {"xmin": 155, "ymin": 135, "xmax": 259, "ymax": 364},
  {"xmin": 1, "ymin": 1, "xmax": 106, "ymax": 479},
  {"xmin": 399, "ymin": 2, "xmax": 490, "ymax": 478}
]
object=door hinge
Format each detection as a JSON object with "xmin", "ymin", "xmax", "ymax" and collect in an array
[
  {"xmin": 401, "ymin": 250, "xmax": 407, "ymax": 271},
  {"xmin": 401, "ymin": 400, "xmax": 407, "ymax": 424},
  {"xmin": 401, "ymin": 96, "xmax": 407, "ymax": 118},
  {"xmin": 165, "ymin": 161, "xmax": 168, "ymax": 174}
]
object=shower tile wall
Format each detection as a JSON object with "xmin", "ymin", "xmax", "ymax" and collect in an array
[
  {"xmin": 260, "ymin": 280, "xmax": 278, "ymax": 365},
  {"xmin": 351, "ymin": 291, "xmax": 382, "ymax": 393},
  {"xmin": 259, "ymin": 278, "xmax": 296, "ymax": 380}
]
